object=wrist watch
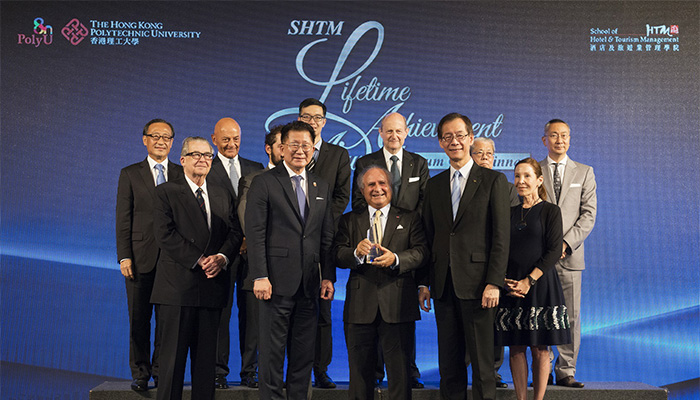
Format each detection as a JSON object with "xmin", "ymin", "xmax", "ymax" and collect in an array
[{"xmin": 527, "ymin": 274, "xmax": 537, "ymax": 286}]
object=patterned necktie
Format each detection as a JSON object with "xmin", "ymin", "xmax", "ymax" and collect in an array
[
  {"xmin": 196, "ymin": 188, "xmax": 207, "ymax": 222},
  {"xmin": 451, "ymin": 170, "xmax": 462, "ymax": 221},
  {"xmin": 307, "ymin": 148, "xmax": 318, "ymax": 172},
  {"xmin": 155, "ymin": 164, "xmax": 166, "ymax": 185},
  {"xmin": 552, "ymin": 163, "xmax": 562, "ymax": 204},
  {"xmin": 390, "ymin": 155, "xmax": 401, "ymax": 199},
  {"xmin": 230, "ymin": 160, "xmax": 240, "ymax": 196},
  {"xmin": 372, "ymin": 209, "xmax": 383, "ymax": 245},
  {"xmin": 292, "ymin": 175, "xmax": 307, "ymax": 221}
]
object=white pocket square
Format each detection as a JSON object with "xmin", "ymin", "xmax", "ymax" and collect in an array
[
  {"xmin": 397, "ymin": 224, "xmax": 404, "ymax": 229},
  {"xmin": 408, "ymin": 177, "xmax": 420, "ymax": 183},
  {"xmin": 570, "ymin": 183, "xmax": 581, "ymax": 188},
  {"xmin": 316, "ymin": 196, "xmax": 324, "ymax": 200}
]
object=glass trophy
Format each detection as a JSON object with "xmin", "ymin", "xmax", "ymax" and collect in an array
[{"xmin": 367, "ymin": 225, "xmax": 381, "ymax": 263}]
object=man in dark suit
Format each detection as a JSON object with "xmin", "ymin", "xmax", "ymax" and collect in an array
[
  {"xmin": 352, "ymin": 112, "xmax": 429, "ymax": 388},
  {"xmin": 539, "ymin": 119, "xmax": 596, "ymax": 388},
  {"xmin": 151, "ymin": 136, "xmax": 243, "ymax": 400},
  {"xmin": 246, "ymin": 121, "xmax": 335, "ymax": 400},
  {"xmin": 298, "ymin": 98, "xmax": 351, "ymax": 388},
  {"xmin": 207, "ymin": 117, "xmax": 264, "ymax": 389},
  {"xmin": 116, "ymin": 118, "xmax": 183, "ymax": 392},
  {"xmin": 469, "ymin": 137, "xmax": 521, "ymax": 389},
  {"xmin": 335, "ymin": 166, "xmax": 427, "ymax": 400},
  {"xmin": 419, "ymin": 113, "xmax": 510, "ymax": 400}
]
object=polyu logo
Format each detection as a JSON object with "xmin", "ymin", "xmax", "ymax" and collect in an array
[
  {"xmin": 646, "ymin": 24, "xmax": 678, "ymax": 36},
  {"xmin": 61, "ymin": 18, "xmax": 89, "ymax": 45},
  {"xmin": 17, "ymin": 17, "xmax": 53, "ymax": 47}
]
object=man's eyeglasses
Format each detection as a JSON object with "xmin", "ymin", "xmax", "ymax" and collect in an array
[
  {"xmin": 440, "ymin": 133, "xmax": 470, "ymax": 143},
  {"xmin": 184, "ymin": 152, "xmax": 214, "ymax": 160},
  {"xmin": 285, "ymin": 143, "xmax": 313, "ymax": 153},
  {"xmin": 144, "ymin": 133, "xmax": 174, "ymax": 141},
  {"xmin": 299, "ymin": 114, "xmax": 325, "ymax": 123},
  {"xmin": 472, "ymin": 150, "xmax": 494, "ymax": 158},
  {"xmin": 546, "ymin": 133, "xmax": 569, "ymax": 140}
]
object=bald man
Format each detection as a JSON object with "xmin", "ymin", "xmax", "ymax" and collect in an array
[
  {"xmin": 207, "ymin": 117, "xmax": 264, "ymax": 389},
  {"xmin": 352, "ymin": 112, "xmax": 430, "ymax": 388}
]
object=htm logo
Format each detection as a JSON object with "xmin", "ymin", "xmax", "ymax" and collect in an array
[
  {"xmin": 62, "ymin": 18, "xmax": 89, "ymax": 45},
  {"xmin": 646, "ymin": 24, "xmax": 679, "ymax": 36}
]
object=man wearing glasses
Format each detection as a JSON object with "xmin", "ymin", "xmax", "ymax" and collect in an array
[
  {"xmin": 419, "ymin": 113, "xmax": 510, "ymax": 400},
  {"xmin": 151, "ymin": 136, "xmax": 243, "ymax": 400},
  {"xmin": 246, "ymin": 121, "xmax": 335, "ymax": 400},
  {"xmin": 297, "ymin": 98, "xmax": 351, "ymax": 389},
  {"xmin": 116, "ymin": 119, "xmax": 183, "ymax": 392}
]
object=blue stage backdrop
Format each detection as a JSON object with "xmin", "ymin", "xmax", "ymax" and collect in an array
[{"xmin": 1, "ymin": 0, "xmax": 698, "ymax": 391}]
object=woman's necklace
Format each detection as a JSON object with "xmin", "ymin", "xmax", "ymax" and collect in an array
[{"xmin": 516, "ymin": 198, "xmax": 541, "ymax": 231}]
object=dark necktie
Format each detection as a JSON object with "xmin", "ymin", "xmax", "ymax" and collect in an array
[
  {"xmin": 307, "ymin": 149, "xmax": 318, "ymax": 172},
  {"xmin": 292, "ymin": 175, "xmax": 307, "ymax": 221},
  {"xmin": 155, "ymin": 164, "xmax": 166, "ymax": 185},
  {"xmin": 390, "ymin": 155, "xmax": 401, "ymax": 199},
  {"xmin": 196, "ymin": 188, "xmax": 207, "ymax": 222},
  {"xmin": 552, "ymin": 163, "xmax": 562, "ymax": 204},
  {"xmin": 230, "ymin": 160, "xmax": 239, "ymax": 196}
]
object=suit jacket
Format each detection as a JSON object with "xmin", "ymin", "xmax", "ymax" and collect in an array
[
  {"xmin": 150, "ymin": 180, "xmax": 243, "ymax": 308},
  {"xmin": 539, "ymin": 157, "xmax": 597, "ymax": 271},
  {"xmin": 237, "ymin": 167, "xmax": 269, "ymax": 235},
  {"xmin": 334, "ymin": 206, "xmax": 427, "ymax": 324},
  {"xmin": 116, "ymin": 158, "xmax": 184, "ymax": 273},
  {"xmin": 352, "ymin": 149, "xmax": 430, "ymax": 213},
  {"xmin": 312, "ymin": 141, "xmax": 351, "ymax": 224},
  {"xmin": 207, "ymin": 155, "xmax": 264, "ymax": 204},
  {"xmin": 246, "ymin": 166, "xmax": 335, "ymax": 298},
  {"xmin": 421, "ymin": 164, "xmax": 510, "ymax": 300}
]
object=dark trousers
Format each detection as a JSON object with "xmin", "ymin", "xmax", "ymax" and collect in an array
[
  {"xmin": 157, "ymin": 305, "xmax": 221, "ymax": 400},
  {"xmin": 347, "ymin": 314, "xmax": 412, "ymax": 400},
  {"xmin": 313, "ymin": 298, "xmax": 333, "ymax": 376},
  {"xmin": 434, "ymin": 275, "xmax": 497, "ymax": 400},
  {"xmin": 215, "ymin": 257, "xmax": 240, "ymax": 377},
  {"xmin": 375, "ymin": 327, "xmax": 420, "ymax": 381},
  {"xmin": 125, "ymin": 269, "xmax": 160, "ymax": 381},
  {"xmin": 237, "ymin": 286, "xmax": 259, "ymax": 378},
  {"xmin": 259, "ymin": 292, "xmax": 318, "ymax": 400}
]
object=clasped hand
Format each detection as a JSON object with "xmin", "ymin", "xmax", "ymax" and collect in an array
[
  {"xmin": 356, "ymin": 239, "xmax": 395, "ymax": 268},
  {"xmin": 504, "ymin": 278, "xmax": 530, "ymax": 298}
]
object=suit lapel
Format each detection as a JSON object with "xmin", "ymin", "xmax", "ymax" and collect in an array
[
  {"xmin": 382, "ymin": 207, "xmax": 400, "ymax": 246},
  {"xmin": 138, "ymin": 159, "xmax": 157, "ymax": 197},
  {"xmin": 274, "ymin": 167, "xmax": 304, "ymax": 224},
  {"xmin": 305, "ymin": 174, "xmax": 320, "ymax": 227},
  {"xmin": 540, "ymin": 159, "xmax": 555, "ymax": 203},
  {"xmin": 211, "ymin": 157, "xmax": 235, "ymax": 198},
  {"xmin": 178, "ymin": 183, "xmax": 210, "ymax": 240},
  {"xmin": 395, "ymin": 151, "xmax": 413, "ymax": 206},
  {"xmin": 558, "ymin": 159, "xmax": 577, "ymax": 203},
  {"xmin": 167, "ymin": 160, "xmax": 183, "ymax": 182},
  {"xmin": 454, "ymin": 166, "xmax": 482, "ymax": 225},
  {"xmin": 434, "ymin": 170, "xmax": 453, "ymax": 225}
]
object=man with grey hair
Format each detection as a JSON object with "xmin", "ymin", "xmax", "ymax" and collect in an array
[
  {"xmin": 335, "ymin": 165, "xmax": 427, "ymax": 400},
  {"xmin": 151, "ymin": 136, "xmax": 243, "ymax": 400},
  {"xmin": 470, "ymin": 137, "xmax": 520, "ymax": 208}
]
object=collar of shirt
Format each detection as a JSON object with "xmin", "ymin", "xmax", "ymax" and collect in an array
[
  {"xmin": 282, "ymin": 161, "xmax": 308, "ymax": 193},
  {"xmin": 368, "ymin": 203, "xmax": 391, "ymax": 231},
  {"xmin": 547, "ymin": 154, "xmax": 568, "ymax": 181},
  {"xmin": 147, "ymin": 157, "xmax": 169, "ymax": 184},
  {"xmin": 267, "ymin": 162, "xmax": 276, "ymax": 169},
  {"xmin": 449, "ymin": 157, "xmax": 474, "ymax": 194},
  {"xmin": 312, "ymin": 139, "xmax": 322, "ymax": 161},
  {"xmin": 217, "ymin": 152, "xmax": 240, "ymax": 178},
  {"xmin": 382, "ymin": 147, "xmax": 403, "ymax": 171},
  {"xmin": 547, "ymin": 154, "xmax": 568, "ymax": 167}
]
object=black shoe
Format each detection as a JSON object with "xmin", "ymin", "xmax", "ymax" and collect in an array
[
  {"xmin": 556, "ymin": 376, "xmax": 584, "ymax": 388},
  {"xmin": 131, "ymin": 379, "xmax": 148, "ymax": 392},
  {"xmin": 496, "ymin": 379, "xmax": 508, "ymax": 388},
  {"xmin": 314, "ymin": 372, "xmax": 336, "ymax": 388},
  {"xmin": 215, "ymin": 375, "xmax": 229, "ymax": 389},
  {"xmin": 411, "ymin": 377, "xmax": 425, "ymax": 389},
  {"xmin": 242, "ymin": 374, "xmax": 259, "ymax": 388}
]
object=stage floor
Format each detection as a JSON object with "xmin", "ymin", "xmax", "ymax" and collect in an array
[{"xmin": 90, "ymin": 380, "xmax": 668, "ymax": 400}]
